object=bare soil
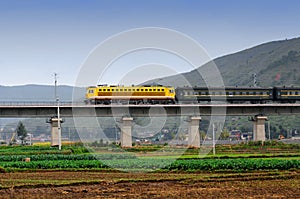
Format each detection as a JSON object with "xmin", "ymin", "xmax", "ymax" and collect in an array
[{"xmin": 0, "ymin": 170, "xmax": 299, "ymax": 198}]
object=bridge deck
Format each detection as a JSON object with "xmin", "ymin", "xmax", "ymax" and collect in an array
[{"xmin": 0, "ymin": 103, "xmax": 300, "ymax": 117}]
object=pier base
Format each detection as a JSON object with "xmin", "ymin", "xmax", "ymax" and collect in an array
[
  {"xmin": 120, "ymin": 117, "xmax": 133, "ymax": 148},
  {"xmin": 253, "ymin": 115, "xmax": 268, "ymax": 141},
  {"xmin": 47, "ymin": 117, "xmax": 63, "ymax": 147},
  {"xmin": 188, "ymin": 116, "xmax": 201, "ymax": 148}
]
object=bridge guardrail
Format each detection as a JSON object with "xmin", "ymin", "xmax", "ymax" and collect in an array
[{"xmin": 0, "ymin": 101, "xmax": 84, "ymax": 106}]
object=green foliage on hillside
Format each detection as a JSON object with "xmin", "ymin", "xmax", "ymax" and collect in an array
[{"xmin": 144, "ymin": 37, "xmax": 300, "ymax": 87}]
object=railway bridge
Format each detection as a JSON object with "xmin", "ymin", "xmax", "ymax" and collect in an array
[{"xmin": 1, "ymin": 103, "xmax": 300, "ymax": 147}]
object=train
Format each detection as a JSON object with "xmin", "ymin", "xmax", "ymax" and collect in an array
[
  {"xmin": 85, "ymin": 85, "xmax": 175, "ymax": 105},
  {"xmin": 85, "ymin": 85, "xmax": 300, "ymax": 104}
]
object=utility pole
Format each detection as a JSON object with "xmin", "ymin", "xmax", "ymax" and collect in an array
[
  {"xmin": 212, "ymin": 123, "xmax": 216, "ymax": 155},
  {"xmin": 54, "ymin": 73, "xmax": 58, "ymax": 101},
  {"xmin": 268, "ymin": 120, "xmax": 271, "ymax": 140},
  {"xmin": 252, "ymin": 73, "xmax": 257, "ymax": 87},
  {"xmin": 54, "ymin": 73, "xmax": 61, "ymax": 150}
]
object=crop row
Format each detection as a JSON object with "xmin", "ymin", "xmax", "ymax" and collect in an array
[
  {"xmin": 0, "ymin": 158, "xmax": 299, "ymax": 171},
  {"xmin": 0, "ymin": 154, "xmax": 136, "ymax": 162},
  {"xmin": 166, "ymin": 158, "xmax": 300, "ymax": 171}
]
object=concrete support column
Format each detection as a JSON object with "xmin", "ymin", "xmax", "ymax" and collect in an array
[
  {"xmin": 120, "ymin": 117, "xmax": 133, "ymax": 148},
  {"xmin": 188, "ymin": 116, "xmax": 201, "ymax": 148},
  {"xmin": 47, "ymin": 117, "xmax": 63, "ymax": 147},
  {"xmin": 253, "ymin": 115, "xmax": 268, "ymax": 141}
]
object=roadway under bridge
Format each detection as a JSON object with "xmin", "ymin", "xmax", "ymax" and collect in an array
[{"xmin": 1, "ymin": 103, "xmax": 300, "ymax": 148}]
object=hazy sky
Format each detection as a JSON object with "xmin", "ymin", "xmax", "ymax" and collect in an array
[{"xmin": 0, "ymin": 0, "xmax": 300, "ymax": 86}]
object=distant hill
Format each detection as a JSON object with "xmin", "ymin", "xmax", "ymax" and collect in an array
[
  {"xmin": 0, "ymin": 84, "xmax": 85, "ymax": 102},
  {"xmin": 1, "ymin": 37, "xmax": 300, "ymax": 102},
  {"xmin": 143, "ymin": 37, "xmax": 300, "ymax": 87}
]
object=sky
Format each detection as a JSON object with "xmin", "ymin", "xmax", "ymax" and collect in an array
[{"xmin": 0, "ymin": 0, "xmax": 300, "ymax": 86}]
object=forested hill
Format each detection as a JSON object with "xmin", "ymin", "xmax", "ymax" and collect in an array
[
  {"xmin": 143, "ymin": 37, "xmax": 300, "ymax": 87},
  {"xmin": 2, "ymin": 37, "xmax": 300, "ymax": 101}
]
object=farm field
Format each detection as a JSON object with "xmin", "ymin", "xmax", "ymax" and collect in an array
[
  {"xmin": 0, "ymin": 141, "xmax": 298, "ymax": 198},
  {"xmin": 0, "ymin": 170, "xmax": 299, "ymax": 198}
]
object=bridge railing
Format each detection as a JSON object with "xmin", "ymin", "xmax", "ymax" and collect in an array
[{"xmin": 0, "ymin": 101, "xmax": 84, "ymax": 106}]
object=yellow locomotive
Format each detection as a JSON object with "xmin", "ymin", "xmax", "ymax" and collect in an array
[{"xmin": 85, "ymin": 84, "xmax": 175, "ymax": 104}]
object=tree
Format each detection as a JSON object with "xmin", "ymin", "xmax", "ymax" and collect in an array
[
  {"xmin": 16, "ymin": 121, "xmax": 27, "ymax": 145},
  {"xmin": 220, "ymin": 128, "xmax": 230, "ymax": 140}
]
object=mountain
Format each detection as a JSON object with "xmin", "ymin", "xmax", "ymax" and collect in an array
[
  {"xmin": 0, "ymin": 84, "xmax": 85, "ymax": 102},
  {"xmin": 1, "ymin": 37, "xmax": 300, "ymax": 102},
  {"xmin": 143, "ymin": 37, "xmax": 300, "ymax": 87}
]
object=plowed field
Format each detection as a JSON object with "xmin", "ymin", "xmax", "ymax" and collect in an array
[{"xmin": 0, "ymin": 170, "xmax": 299, "ymax": 198}]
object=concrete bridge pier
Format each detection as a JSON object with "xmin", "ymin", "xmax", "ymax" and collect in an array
[
  {"xmin": 188, "ymin": 116, "xmax": 201, "ymax": 148},
  {"xmin": 252, "ymin": 115, "xmax": 268, "ymax": 141},
  {"xmin": 120, "ymin": 117, "xmax": 133, "ymax": 148},
  {"xmin": 46, "ymin": 117, "xmax": 64, "ymax": 147}
]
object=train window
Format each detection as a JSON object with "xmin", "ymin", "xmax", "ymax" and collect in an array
[
  {"xmin": 103, "ymin": 89, "xmax": 106, "ymax": 91},
  {"xmin": 162, "ymin": 89, "xmax": 165, "ymax": 91},
  {"xmin": 149, "ymin": 89, "xmax": 152, "ymax": 91},
  {"xmin": 141, "ymin": 89, "xmax": 144, "ymax": 91},
  {"xmin": 153, "ymin": 89, "xmax": 156, "ymax": 91},
  {"xmin": 158, "ymin": 89, "xmax": 160, "ymax": 91},
  {"xmin": 120, "ymin": 89, "xmax": 123, "ymax": 91},
  {"xmin": 132, "ymin": 89, "xmax": 135, "ymax": 91},
  {"xmin": 98, "ymin": 89, "xmax": 102, "ymax": 92},
  {"xmin": 116, "ymin": 89, "xmax": 119, "ymax": 91},
  {"xmin": 107, "ymin": 89, "xmax": 110, "ymax": 91},
  {"xmin": 296, "ymin": 92, "xmax": 299, "ymax": 95},
  {"xmin": 128, "ymin": 89, "xmax": 131, "ymax": 91},
  {"xmin": 89, "ymin": 90, "xmax": 94, "ymax": 93},
  {"xmin": 112, "ymin": 89, "xmax": 114, "ymax": 91},
  {"xmin": 124, "ymin": 89, "xmax": 127, "ymax": 91},
  {"xmin": 137, "ymin": 89, "xmax": 139, "ymax": 91},
  {"xmin": 145, "ymin": 89, "xmax": 148, "ymax": 91}
]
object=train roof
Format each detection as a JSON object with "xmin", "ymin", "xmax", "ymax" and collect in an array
[
  {"xmin": 92, "ymin": 85, "xmax": 174, "ymax": 88},
  {"xmin": 274, "ymin": 86, "xmax": 300, "ymax": 90},
  {"xmin": 175, "ymin": 86, "xmax": 273, "ymax": 90}
]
